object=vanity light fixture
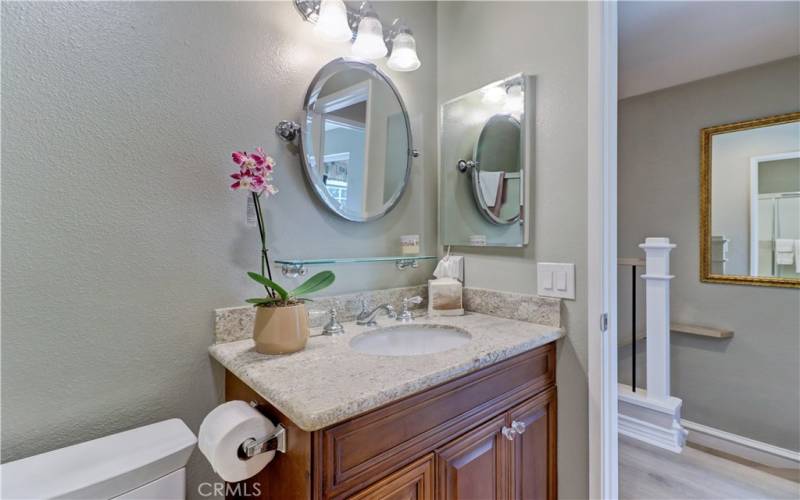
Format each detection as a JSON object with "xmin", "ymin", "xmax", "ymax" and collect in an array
[
  {"xmin": 386, "ymin": 21, "xmax": 421, "ymax": 72},
  {"xmin": 314, "ymin": 0, "xmax": 352, "ymax": 42},
  {"xmin": 503, "ymin": 83, "xmax": 524, "ymax": 114},
  {"xmin": 292, "ymin": 0, "xmax": 421, "ymax": 72},
  {"xmin": 482, "ymin": 86, "xmax": 506, "ymax": 104},
  {"xmin": 351, "ymin": 2, "xmax": 387, "ymax": 60}
]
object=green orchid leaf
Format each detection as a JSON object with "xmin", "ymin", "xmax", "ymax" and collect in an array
[
  {"xmin": 245, "ymin": 297, "xmax": 278, "ymax": 305},
  {"xmin": 247, "ymin": 272, "xmax": 289, "ymax": 300},
  {"xmin": 289, "ymin": 270, "xmax": 335, "ymax": 298}
]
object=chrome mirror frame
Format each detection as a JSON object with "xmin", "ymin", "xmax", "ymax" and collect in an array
[{"xmin": 298, "ymin": 58, "xmax": 415, "ymax": 223}]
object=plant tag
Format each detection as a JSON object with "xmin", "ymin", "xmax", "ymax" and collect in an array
[{"xmin": 245, "ymin": 196, "xmax": 258, "ymax": 227}]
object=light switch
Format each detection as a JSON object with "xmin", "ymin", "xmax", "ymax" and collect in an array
[
  {"xmin": 537, "ymin": 262, "xmax": 575, "ymax": 299},
  {"xmin": 542, "ymin": 271, "xmax": 553, "ymax": 289},
  {"xmin": 556, "ymin": 271, "xmax": 567, "ymax": 291}
]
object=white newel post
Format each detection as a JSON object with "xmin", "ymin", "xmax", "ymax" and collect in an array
[
  {"xmin": 617, "ymin": 236, "xmax": 686, "ymax": 453},
  {"xmin": 639, "ymin": 237, "xmax": 675, "ymax": 401}
]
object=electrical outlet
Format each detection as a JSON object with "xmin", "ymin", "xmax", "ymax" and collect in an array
[{"xmin": 537, "ymin": 263, "xmax": 575, "ymax": 299}]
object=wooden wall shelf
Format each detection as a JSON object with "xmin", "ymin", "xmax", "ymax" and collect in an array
[
  {"xmin": 670, "ymin": 323, "xmax": 733, "ymax": 339},
  {"xmin": 620, "ymin": 323, "xmax": 734, "ymax": 347}
]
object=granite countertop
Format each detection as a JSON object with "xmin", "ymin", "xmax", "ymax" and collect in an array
[{"xmin": 208, "ymin": 312, "xmax": 563, "ymax": 431}]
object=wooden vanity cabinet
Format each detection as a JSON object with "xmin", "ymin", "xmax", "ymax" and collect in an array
[
  {"xmin": 225, "ymin": 343, "xmax": 556, "ymax": 500},
  {"xmin": 349, "ymin": 454, "xmax": 435, "ymax": 500},
  {"xmin": 435, "ymin": 414, "xmax": 509, "ymax": 500},
  {"xmin": 509, "ymin": 390, "xmax": 557, "ymax": 500}
]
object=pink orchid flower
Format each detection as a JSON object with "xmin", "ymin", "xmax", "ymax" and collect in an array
[
  {"xmin": 229, "ymin": 147, "xmax": 277, "ymax": 194},
  {"xmin": 230, "ymin": 172, "xmax": 268, "ymax": 193},
  {"xmin": 250, "ymin": 152, "xmax": 266, "ymax": 167},
  {"xmin": 263, "ymin": 182, "xmax": 278, "ymax": 196},
  {"xmin": 232, "ymin": 151, "xmax": 248, "ymax": 166}
]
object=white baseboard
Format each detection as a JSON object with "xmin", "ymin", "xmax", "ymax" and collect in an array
[
  {"xmin": 682, "ymin": 419, "xmax": 800, "ymax": 470},
  {"xmin": 618, "ymin": 384, "xmax": 687, "ymax": 453},
  {"xmin": 619, "ymin": 413, "xmax": 686, "ymax": 453}
]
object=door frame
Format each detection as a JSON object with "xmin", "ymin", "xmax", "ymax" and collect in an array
[
  {"xmin": 587, "ymin": 1, "xmax": 619, "ymax": 499},
  {"xmin": 749, "ymin": 151, "xmax": 800, "ymax": 275}
]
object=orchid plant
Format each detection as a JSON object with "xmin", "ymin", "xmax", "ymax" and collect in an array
[{"xmin": 229, "ymin": 148, "xmax": 334, "ymax": 306}]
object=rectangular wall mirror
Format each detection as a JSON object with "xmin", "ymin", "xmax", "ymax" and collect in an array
[
  {"xmin": 701, "ymin": 111, "xmax": 800, "ymax": 288},
  {"xmin": 439, "ymin": 74, "xmax": 533, "ymax": 247}
]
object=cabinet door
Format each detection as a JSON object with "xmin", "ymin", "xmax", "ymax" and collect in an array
[
  {"xmin": 349, "ymin": 454, "xmax": 434, "ymax": 500},
  {"xmin": 508, "ymin": 388, "xmax": 557, "ymax": 500},
  {"xmin": 435, "ymin": 415, "xmax": 510, "ymax": 500}
]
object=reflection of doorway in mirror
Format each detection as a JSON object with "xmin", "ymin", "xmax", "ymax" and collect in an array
[
  {"xmin": 322, "ymin": 152, "xmax": 350, "ymax": 208},
  {"xmin": 315, "ymin": 77, "xmax": 370, "ymax": 216},
  {"xmin": 321, "ymin": 116, "xmax": 365, "ymax": 213},
  {"xmin": 750, "ymin": 152, "xmax": 800, "ymax": 278}
]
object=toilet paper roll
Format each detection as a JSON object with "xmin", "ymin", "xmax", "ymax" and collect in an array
[{"xmin": 199, "ymin": 401, "xmax": 276, "ymax": 482}]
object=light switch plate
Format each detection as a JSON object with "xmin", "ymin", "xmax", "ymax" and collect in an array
[{"xmin": 537, "ymin": 262, "xmax": 575, "ymax": 299}]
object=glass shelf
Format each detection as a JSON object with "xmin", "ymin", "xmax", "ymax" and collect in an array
[{"xmin": 274, "ymin": 255, "xmax": 437, "ymax": 277}]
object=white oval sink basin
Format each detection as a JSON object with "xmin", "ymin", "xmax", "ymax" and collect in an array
[{"xmin": 349, "ymin": 324, "xmax": 472, "ymax": 356}]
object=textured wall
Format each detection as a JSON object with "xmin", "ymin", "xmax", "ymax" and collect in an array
[
  {"xmin": 437, "ymin": 3, "xmax": 589, "ymax": 498},
  {"xmin": 618, "ymin": 57, "xmax": 800, "ymax": 450},
  {"xmin": 1, "ymin": 2, "xmax": 437, "ymax": 496}
]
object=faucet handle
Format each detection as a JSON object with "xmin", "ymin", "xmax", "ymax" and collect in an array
[
  {"xmin": 402, "ymin": 296, "xmax": 423, "ymax": 307},
  {"xmin": 322, "ymin": 306, "xmax": 344, "ymax": 336},
  {"xmin": 398, "ymin": 296, "xmax": 423, "ymax": 322}
]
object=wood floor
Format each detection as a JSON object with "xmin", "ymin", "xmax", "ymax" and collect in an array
[{"xmin": 620, "ymin": 435, "xmax": 800, "ymax": 499}]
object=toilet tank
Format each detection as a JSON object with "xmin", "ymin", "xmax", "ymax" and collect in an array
[{"xmin": 1, "ymin": 419, "xmax": 197, "ymax": 499}]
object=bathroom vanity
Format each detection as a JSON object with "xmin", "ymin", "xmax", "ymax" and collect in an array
[{"xmin": 210, "ymin": 309, "xmax": 561, "ymax": 500}]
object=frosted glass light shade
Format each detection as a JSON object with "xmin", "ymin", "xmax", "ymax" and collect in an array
[
  {"xmin": 387, "ymin": 32, "xmax": 421, "ymax": 72},
  {"xmin": 314, "ymin": 0, "xmax": 352, "ymax": 42},
  {"xmin": 503, "ymin": 84, "xmax": 524, "ymax": 113},
  {"xmin": 482, "ymin": 86, "xmax": 505, "ymax": 104},
  {"xmin": 352, "ymin": 16, "xmax": 388, "ymax": 60}
]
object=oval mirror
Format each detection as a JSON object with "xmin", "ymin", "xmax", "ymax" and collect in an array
[
  {"xmin": 301, "ymin": 59, "xmax": 413, "ymax": 222},
  {"xmin": 471, "ymin": 114, "xmax": 522, "ymax": 224}
]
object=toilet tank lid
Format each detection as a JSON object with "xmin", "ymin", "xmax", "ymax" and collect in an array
[{"xmin": 1, "ymin": 418, "xmax": 197, "ymax": 500}]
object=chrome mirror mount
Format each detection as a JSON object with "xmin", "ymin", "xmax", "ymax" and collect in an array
[{"xmin": 275, "ymin": 120, "xmax": 301, "ymax": 142}]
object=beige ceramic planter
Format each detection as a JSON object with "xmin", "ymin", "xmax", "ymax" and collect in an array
[{"xmin": 253, "ymin": 303, "xmax": 309, "ymax": 354}]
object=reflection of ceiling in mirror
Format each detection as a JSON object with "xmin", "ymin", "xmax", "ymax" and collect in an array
[
  {"xmin": 327, "ymin": 101, "xmax": 367, "ymax": 125},
  {"xmin": 320, "ymin": 70, "xmax": 371, "ymax": 98}
]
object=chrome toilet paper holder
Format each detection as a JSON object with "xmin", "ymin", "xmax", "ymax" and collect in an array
[{"xmin": 237, "ymin": 402, "xmax": 287, "ymax": 459}]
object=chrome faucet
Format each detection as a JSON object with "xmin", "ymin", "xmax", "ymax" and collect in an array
[
  {"xmin": 397, "ymin": 296, "xmax": 423, "ymax": 322},
  {"xmin": 356, "ymin": 301, "xmax": 396, "ymax": 326}
]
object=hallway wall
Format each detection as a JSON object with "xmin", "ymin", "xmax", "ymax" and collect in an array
[{"xmin": 618, "ymin": 56, "xmax": 800, "ymax": 450}]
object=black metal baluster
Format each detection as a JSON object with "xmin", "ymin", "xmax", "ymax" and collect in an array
[{"xmin": 632, "ymin": 265, "xmax": 637, "ymax": 392}]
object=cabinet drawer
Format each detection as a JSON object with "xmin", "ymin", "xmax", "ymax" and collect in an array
[{"xmin": 321, "ymin": 344, "xmax": 555, "ymax": 497}]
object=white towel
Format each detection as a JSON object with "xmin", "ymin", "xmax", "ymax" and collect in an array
[
  {"xmin": 775, "ymin": 239, "xmax": 794, "ymax": 252},
  {"xmin": 479, "ymin": 171, "xmax": 503, "ymax": 207},
  {"xmin": 775, "ymin": 239, "xmax": 794, "ymax": 266}
]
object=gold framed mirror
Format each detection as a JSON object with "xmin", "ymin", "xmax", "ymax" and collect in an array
[{"xmin": 700, "ymin": 111, "xmax": 800, "ymax": 288}]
